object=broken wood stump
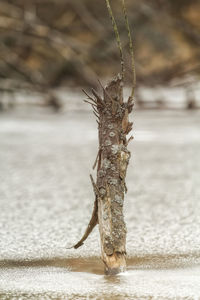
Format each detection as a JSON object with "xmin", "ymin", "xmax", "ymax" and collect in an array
[{"xmin": 73, "ymin": 74, "xmax": 133, "ymax": 275}]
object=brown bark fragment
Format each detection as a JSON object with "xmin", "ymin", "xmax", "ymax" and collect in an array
[{"xmin": 73, "ymin": 197, "xmax": 98, "ymax": 249}]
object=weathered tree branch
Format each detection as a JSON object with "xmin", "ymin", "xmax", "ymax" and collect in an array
[
  {"xmin": 71, "ymin": 0, "xmax": 135, "ymax": 275},
  {"xmin": 73, "ymin": 74, "xmax": 134, "ymax": 275}
]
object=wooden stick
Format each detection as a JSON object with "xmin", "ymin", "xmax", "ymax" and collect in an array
[
  {"xmin": 96, "ymin": 75, "xmax": 133, "ymax": 274},
  {"xmin": 72, "ymin": 1, "xmax": 134, "ymax": 276}
]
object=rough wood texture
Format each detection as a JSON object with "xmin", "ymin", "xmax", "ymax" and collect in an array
[
  {"xmin": 96, "ymin": 74, "xmax": 133, "ymax": 274},
  {"xmin": 73, "ymin": 73, "xmax": 133, "ymax": 274}
]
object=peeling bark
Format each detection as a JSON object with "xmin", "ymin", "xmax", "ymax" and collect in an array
[{"xmin": 73, "ymin": 73, "xmax": 133, "ymax": 275}]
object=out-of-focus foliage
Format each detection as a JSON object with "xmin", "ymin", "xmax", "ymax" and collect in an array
[{"xmin": 0, "ymin": 0, "xmax": 199, "ymax": 91}]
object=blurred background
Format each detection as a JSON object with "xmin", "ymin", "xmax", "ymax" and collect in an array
[{"xmin": 0, "ymin": 0, "xmax": 200, "ymax": 111}]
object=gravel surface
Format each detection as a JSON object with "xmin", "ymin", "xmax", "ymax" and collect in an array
[{"xmin": 0, "ymin": 108, "xmax": 200, "ymax": 299}]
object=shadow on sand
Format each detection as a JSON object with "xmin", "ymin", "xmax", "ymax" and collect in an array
[{"xmin": 1, "ymin": 252, "xmax": 200, "ymax": 275}]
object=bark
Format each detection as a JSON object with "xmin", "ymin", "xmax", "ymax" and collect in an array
[{"xmin": 73, "ymin": 73, "xmax": 133, "ymax": 275}]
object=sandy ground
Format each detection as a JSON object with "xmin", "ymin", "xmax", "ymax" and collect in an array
[{"xmin": 0, "ymin": 107, "xmax": 200, "ymax": 299}]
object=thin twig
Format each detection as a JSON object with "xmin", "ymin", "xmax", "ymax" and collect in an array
[
  {"xmin": 126, "ymin": 135, "xmax": 134, "ymax": 146},
  {"xmin": 90, "ymin": 174, "xmax": 100, "ymax": 197},
  {"xmin": 93, "ymin": 111, "xmax": 100, "ymax": 120},
  {"xmin": 92, "ymin": 105, "xmax": 99, "ymax": 114},
  {"xmin": 105, "ymin": 0, "xmax": 124, "ymax": 80},
  {"xmin": 72, "ymin": 198, "xmax": 98, "ymax": 249},
  {"xmin": 82, "ymin": 89, "xmax": 97, "ymax": 104},
  {"xmin": 93, "ymin": 149, "xmax": 100, "ymax": 170},
  {"xmin": 98, "ymin": 79, "xmax": 116, "ymax": 110},
  {"xmin": 91, "ymin": 88, "xmax": 104, "ymax": 106},
  {"xmin": 84, "ymin": 99, "xmax": 97, "ymax": 107},
  {"xmin": 121, "ymin": 0, "xmax": 136, "ymax": 97},
  {"xmin": 69, "ymin": 174, "xmax": 99, "ymax": 250}
]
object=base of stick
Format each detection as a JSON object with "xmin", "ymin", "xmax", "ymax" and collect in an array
[{"xmin": 103, "ymin": 252, "xmax": 126, "ymax": 275}]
